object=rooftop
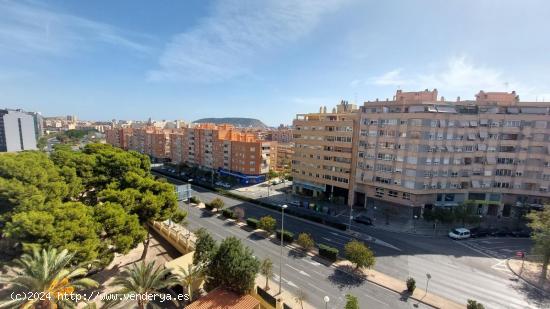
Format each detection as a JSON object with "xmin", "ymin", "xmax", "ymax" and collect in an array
[{"xmin": 186, "ymin": 289, "xmax": 260, "ymax": 309}]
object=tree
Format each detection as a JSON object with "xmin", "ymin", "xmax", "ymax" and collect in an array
[
  {"xmin": 0, "ymin": 248, "xmax": 98, "ymax": 309},
  {"xmin": 258, "ymin": 216, "xmax": 277, "ymax": 235},
  {"xmin": 296, "ymin": 233, "xmax": 315, "ymax": 252},
  {"xmin": 206, "ymin": 237, "xmax": 259, "ymax": 294},
  {"xmin": 233, "ymin": 207, "xmax": 245, "ymax": 222},
  {"xmin": 345, "ymin": 294, "xmax": 359, "ymax": 309},
  {"xmin": 260, "ymin": 258, "xmax": 273, "ymax": 290},
  {"xmin": 107, "ymin": 261, "xmax": 178, "ymax": 309},
  {"xmin": 210, "ymin": 197, "xmax": 225, "ymax": 211},
  {"xmin": 467, "ymin": 299, "xmax": 485, "ymax": 309},
  {"xmin": 193, "ymin": 228, "xmax": 218, "ymax": 266},
  {"xmin": 527, "ymin": 207, "xmax": 550, "ymax": 283},
  {"xmin": 294, "ymin": 288, "xmax": 307, "ymax": 309},
  {"xmin": 344, "ymin": 240, "xmax": 375, "ymax": 270},
  {"xmin": 176, "ymin": 263, "xmax": 207, "ymax": 302}
]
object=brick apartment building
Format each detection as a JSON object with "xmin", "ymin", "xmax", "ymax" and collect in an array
[
  {"xmin": 106, "ymin": 123, "xmax": 276, "ymax": 183},
  {"xmin": 292, "ymin": 101, "xmax": 358, "ymax": 205},
  {"xmin": 292, "ymin": 90, "xmax": 550, "ymax": 219}
]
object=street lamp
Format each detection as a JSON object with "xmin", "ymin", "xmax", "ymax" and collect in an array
[
  {"xmin": 425, "ymin": 273, "xmax": 432, "ymax": 297},
  {"xmin": 278, "ymin": 204, "xmax": 288, "ymax": 295},
  {"xmin": 323, "ymin": 295, "xmax": 330, "ymax": 309},
  {"xmin": 187, "ymin": 179, "xmax": 193, "ymax": 213},
  {"xmin": 413, "ymin": 215, "xmax": 418, "ymax": 233}
]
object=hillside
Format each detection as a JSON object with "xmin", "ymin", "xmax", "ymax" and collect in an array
[{"xmin": 193, "ymin": 117, "xmax": 268, "ymax": 128}]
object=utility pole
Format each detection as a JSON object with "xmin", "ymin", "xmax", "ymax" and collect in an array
[{"xmin": 278, "ymin": 205, "xmax": 288, "ymax": 294}]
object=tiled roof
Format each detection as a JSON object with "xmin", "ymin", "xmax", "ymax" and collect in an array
[{"xmin": 186, "ymin": 289, "xmax": 260, "ymax": 309}]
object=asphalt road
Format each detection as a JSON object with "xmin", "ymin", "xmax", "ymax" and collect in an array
[{"xmin": 160, "ymin": 173, "xmax": 549, "ymax": 309}]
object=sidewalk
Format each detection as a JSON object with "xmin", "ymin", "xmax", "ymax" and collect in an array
[
  {"xmin": 254, "ymin": 275, "xmax": 315, "ymax": 309},
  {"xmin": 334, "ymin": 261, "xmax": 465, "ymax": 309}
]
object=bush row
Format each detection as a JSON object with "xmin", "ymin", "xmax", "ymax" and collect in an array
[
  {"xmin": 275, "ymin": 229, "xmax": 295, "ymax": 242},
  {"xmin": 246, "ymin": 218, "xmax": 259, "ymax": 229},
  {"xmin": 222, "ymin": 208, "xmax": 235, "ymax": 219},
  {"xmin": 318, "ymin": 243, "xmax": 339, "ymax": 262}
]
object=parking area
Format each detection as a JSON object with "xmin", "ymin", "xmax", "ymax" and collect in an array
[{"xmin": 460, "ymin": 237, "xmax": 532, "ymax": 260}]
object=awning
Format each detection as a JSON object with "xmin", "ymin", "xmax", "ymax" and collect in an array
[
  {"xmin": 446, "ymin": 145, "xmax": 454, "ymax": 152},
  {"xmin": 507, "ymin": 107, "xmax": 519, "ymax": 114},
  {"xmin": 477, "ymin": 144, "xmax": 487, "ymax": 151},
  {"xmin": 479, "ymin": 131, "xmax": 488, "ymax": 138},
  {"xmin": 472, "ymin": 180, "xmax": 481, "ymax": 188},
  {"xmin": 479, "ymin": 119, "xmax": 489, "ymax": 125},
  {"xmin": 439, "ymin": 119, "xmax": 447, "ymax": 127},
  {"xmin": 468, "ymin": 133, "xmax": 476, "ymax": 140},
  {"xmin": 427, "ymin": 107, "xmax": 437, "ymax": 112},
  {"xmin": 436, "ymin": 106, "xmax": 457, "ymax": 113},
  {"xmin": 470, "ymin": 121, "xmax": 478, "ymax": 127},
  {"xmin": 487, "ymin": 157, "xmax": 496, "ymax": 164},
  {"xmin": 459, "ymin": 120, "xmax": 469, "ymax": 127}
]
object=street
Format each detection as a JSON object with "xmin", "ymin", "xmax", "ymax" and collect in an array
[{"xmin": 163, "ymin": 174, "xmax": 548, "ymax": 309}]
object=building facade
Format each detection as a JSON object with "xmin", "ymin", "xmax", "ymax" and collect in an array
[
  {"xmin": 291, "ymin": 101, "xmax": 358, "ymax": 204},
  {"xmin": 0, "ymin": 109, "xmax": 38, "ymax": 152},
  {"xmin": 354, "ymin": 89, "xmax": 550, "ymax": 219}
]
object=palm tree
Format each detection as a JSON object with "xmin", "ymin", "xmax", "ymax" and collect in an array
[
  {"xmin": 259, "ymin": 258, "xmax": 273, "ymax": 290},
  {"xmin": 176, "ymin": 263, "xmax": 206, "ymax": 302},
  {"xmin": 0, "ymin": 247, "xmax": 98, "ymax": 309},
  {"xmin": 107, "ymin": 261, "xmax": 178, "ymax": 309}
]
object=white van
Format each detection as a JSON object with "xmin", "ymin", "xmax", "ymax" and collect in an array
[{"xmin": 449, "ymin": 228, "xmax": 471, "ymax": 240}]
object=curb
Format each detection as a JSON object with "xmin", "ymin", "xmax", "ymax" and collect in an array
[{"xmin": 506, "ymin": 258, "xmax": 550, "ymax": 297}]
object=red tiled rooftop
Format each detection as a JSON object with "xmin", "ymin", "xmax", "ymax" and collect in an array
[{"xmin": 186, "ymin": 288, "xmax": 260, "ymax": 309}]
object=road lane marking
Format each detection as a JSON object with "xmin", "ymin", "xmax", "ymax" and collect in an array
[
  {"xmin": 322, "ymin": 237, "xmax": 346, "ymax": 246},
  {"xmin": 285, "ymin": 264, "xmax": 311, "ymax": 277},
  {"xmin": 306, "ymin": 282, "xmax": 329, "ymax": 294}
]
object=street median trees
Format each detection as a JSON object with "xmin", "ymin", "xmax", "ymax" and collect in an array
[
  {"xmin": 527, "ymin": 206, "xmax": 550, "ymax": 284},
  {"xmin": 296, "ymin": 233, "xmax": 315, "ymax": 252},
  {"xmin": 210, "ymin": 197, "xmax": 225, "ymax": 211},
  {"xmin": 344, "ymin": 240, "xmax": 375, "ymax": 270},
  {"xmin": 258, "ymin": 216, "xmax": 276, "ymax": 235}
]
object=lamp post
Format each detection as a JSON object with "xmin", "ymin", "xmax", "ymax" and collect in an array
[
  {"xmin": 278, "ymin": 204, "xmax": 288, "ymax": 295},
  {"xmin": 323, "ymin": 295, "xmax": 330, "ymax": 309},
  {"xmin": 425, "ymin": 273, "xmax": 432, "ymax": 297},
  {"xmin": 187, "ymin": 179, "xmax": 193, "ymax": 213},
  {"xmin": 413, "ymin": 215, "xmax": 418, "ymax": 233}
]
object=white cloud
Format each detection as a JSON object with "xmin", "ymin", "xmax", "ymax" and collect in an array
[
  {"xmin": 148, "ymin": 0, "xmax": 348, "ymax": 82},
  {"xmin": 369, "ymin": 69, "xmax": 409, "ymax": 86},
  {"xmin": 0, "ymin": 1, "xmax": 150, "ymax": 55},
  {"xmin": 366, "ymin": 56, "xmax": 550, "ymax": 101}
]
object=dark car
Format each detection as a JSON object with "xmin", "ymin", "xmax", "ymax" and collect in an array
[
  {"xmin": 494, "ymin": 228, "xmax": 513, "ymax": 237},
  {"xmin": 354, "ymin": 215, "xmax": 373, "ymax": 225},
  {"xmin": 469, "ymin": 228, "xmax": 489, "ymax": 238}
]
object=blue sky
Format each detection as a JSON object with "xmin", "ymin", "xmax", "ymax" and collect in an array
[{"xmin": 1, "ymin": 0, "xmax": 549, "ymax": 126}]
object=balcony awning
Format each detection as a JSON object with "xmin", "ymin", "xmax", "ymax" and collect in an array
[
  {"xmin": 470, "ymin": 121, "xmax": 478, "ymax": 127},
  {"xmin": 479, "ymin": 131, "xmax": 488, "ymax": 138},
  {"xmin": 487, "ymin": 157, "xmax": 496, "ymax": 164},
  {"xmin": 468, "ymin": 133, "xmax": 476, "ymax": 140},
  {"xmin": 479, "ymin": 119, "xmax": 489, "ymax": 125}
]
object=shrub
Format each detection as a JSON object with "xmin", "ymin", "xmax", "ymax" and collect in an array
[
  {"xmin": 467, "ymin": 300, "xmax": 485, "ymax": 309},
  {"xmin": 344, "ymin": 240, "xmax": 375, "ymax": 270},
  {"xmin": 210, "ymin": 198, "xmax": 225, "ymax": 211},
  {"xmin": 276, "ymin": 229, "xmax": 294, "ymax": 243},
  {"xmin": 233, "ymin": 207, "xmax": 245, "ymax": 222},
  {"xmin": 258, "ymin": 216, "xmax": 276, "ymax": 235},
  {"xmin": 296, "ymin": 233, "xmax": 315, "ymax": 251},
  {"xmin": 406, "ymin": 277, "xmax": 416, "ymax": 293},
  {"xmin": 205, "ymin": 203, "xmax": 214, "ymax": 211},
  {"xmin": 246, "ymin": 218, "xmax": 259, "ymax": 229},
  {"xmin": 190, "ymin": 196, "xmax": 201, "ymax": 204},
  {"xmin": 222, "ymin": 209, "xmax": 235, "ymax": 219},
  {"xmin": 318, "ymin": 243, "xmax": 338, "ymax": 262}
]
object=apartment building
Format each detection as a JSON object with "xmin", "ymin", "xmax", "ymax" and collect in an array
[
  {"xmin": 267, "ymin": 126, "xmax": 293, "ymax": 143},
  {"xmin": 354, "ymin": 89, "xmax": 550, "ymax": 219},
  {"xmin": 291, "ymin": 101, "xmax": 358, "ymax": 204},
  {"xmin": 274, "ymin": 142, "xmax": 294, "ymax": 172},
  {"xmin": 0, "ymin": 109, "xmax": 38, "ymax": 152},
  {"xmin": 126, "ymin": 127, "xmax": 173, "ymax": 160},
  {"xmin": 105, "ymin": 127, "xmax": 133, "ymax": 150}
]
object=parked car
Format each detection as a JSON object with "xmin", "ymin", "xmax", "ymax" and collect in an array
[
  {"xmin": 469, "ymin": 228, "xmax": 489, "ymax": 238},
  {"xmin": 289, "ymin": 201, "xmax": 301, "ymax": 207},
  {"xmin": 449, "ymin": 228, "xmax": 471, "ymax": 240},
  {"xmin": 353, "ymin": 215, "xmax": 373, "ymax": 225}
]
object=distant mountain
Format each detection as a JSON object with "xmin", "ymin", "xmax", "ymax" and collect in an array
[{"xmin": 193, "ymin": 117, "xmax": 268, "ymax": 128}]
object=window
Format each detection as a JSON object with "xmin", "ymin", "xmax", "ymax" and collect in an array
[
  {"xmin": 375, "ymin": 187, "xmax": 385, "ymax": 198},
  {"xmin": 402, "ymin": 192, "xmax": 410, "ymax": 200},
  {"xmin": 388, "ymin": 190, "xmax": 398, "ymax": 197}
]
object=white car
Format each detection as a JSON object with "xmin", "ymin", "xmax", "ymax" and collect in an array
[{"xmin": 449, "ymin": 228, "xmax": 471, "ymax": 240}]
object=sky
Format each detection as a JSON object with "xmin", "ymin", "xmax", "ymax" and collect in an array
[{"xmin": 1, "ymin": 0, "xmax": 549, "ymax": 126}]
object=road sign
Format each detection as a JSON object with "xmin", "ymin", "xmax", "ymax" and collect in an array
[{"xmin": 516, "ymin": 251, "xmax": 524, "ymax": 258}]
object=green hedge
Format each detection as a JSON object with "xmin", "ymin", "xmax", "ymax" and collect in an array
[
  {"xmin": 190, "ymin": 196, "xmax": 200, "ymax": 204},
  {"xmin": 246, "ymin": 218, "xmax": 259, "ymax": 229},
  {"xmin": 318, "ymin": 243, "xmax": 339, "ymax": 262},
  {"xmin": 276, "ymin": 229, "xmax": 295, "ymax": 243},
  {"xmin": 222, "ymin": 208, "xmax": 235, "ymax": 219}
]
